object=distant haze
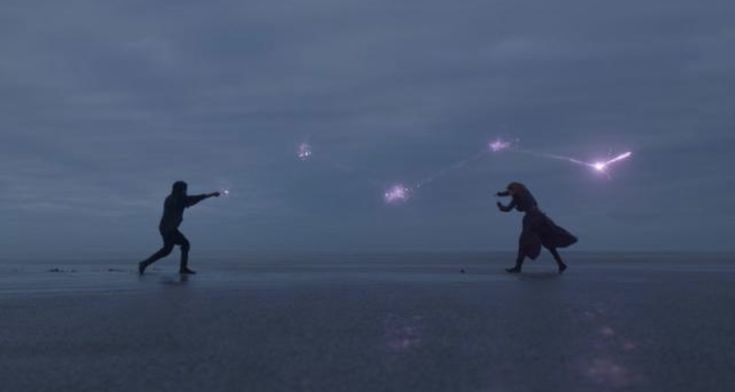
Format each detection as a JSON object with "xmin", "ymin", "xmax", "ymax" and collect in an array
[{"xmin": 1, "ymin": 0, "xmax": 734, "ymax": 258}]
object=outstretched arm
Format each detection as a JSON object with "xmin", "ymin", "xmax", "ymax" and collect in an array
[
  {"xmin": 186, "ymin": 192, "xmax": 221, "ymax": 207},
  {"xmin": 496, "ymin": 199, "xmax": 516, "ymax": 212},
  {"xmin": 496, "ymin": 190, "xmax": 514, "ymax": 212}
]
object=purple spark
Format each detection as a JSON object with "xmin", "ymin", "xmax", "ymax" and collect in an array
[
  {"xmin": 592, "ymin": 162, "xmax": 607, "ymax": 172},
  {"xmin": 515, "ymin": 147, "xmax": 632, "ymax": 175},
  {"xmin": 297, "ymin": 142, "xmax": 312, "ymax": 161},
  {"xmin": 384, "ymin": 184, "xmax": 411, "ymax": 204},
  {"xmin": 489, "ymin": 139, "xmax": 512, "ymax": 152},
  {"xmin": 589, "ymin": 152, "xmax": 632, "ymax": 173}
]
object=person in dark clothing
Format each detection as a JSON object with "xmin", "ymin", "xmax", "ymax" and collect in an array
[
  {"xmin": 496, "ymin": 182, "xmax": 577, "ymax": 274},
  {"xmin": 138, "ymin": 181, "xmax": 220, "ymax": 275}
]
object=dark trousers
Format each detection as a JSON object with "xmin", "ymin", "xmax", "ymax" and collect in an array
[{"xmin": 141, "ymin": 229, "xmax": 190, "ymax": 270}]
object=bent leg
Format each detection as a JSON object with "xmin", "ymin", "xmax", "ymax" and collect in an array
[
  {"xmin": 508, "ymin": 223, "xmax": 537, "ymax": 273},
  {"xmin": 547, "ymin": 247, "xmax": 567, "ymax": 273},
  {"xmin": 506, "ymin": 249, "xmax": 525, "ymax": 273},
  {"xmin": 171, "ymin": 231, "xmax": 193, "ymax": 273},
  {"xmin": 143, "ymin": 245, "xmax": 174, "ymax": 265},
  {"xmin": 139, "ymin": 245, "xmax": 174, "ymax": 274},
  {"xmin": 139, "ymin": 232, "xmax": 176, "ymax": 274}
]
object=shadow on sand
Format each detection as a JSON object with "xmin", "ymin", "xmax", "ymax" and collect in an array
[
  {"xmin": 158, "ymin": 274, "xmax": 190, "ymax": 286},
  {"xmin": 517, "ymin": 271, "xmax": 562, "ymax": 280}
]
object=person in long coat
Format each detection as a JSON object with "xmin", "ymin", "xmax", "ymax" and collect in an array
[{"xmin": 497, "ymin": 182, "xmax": 577, "ymax": 274}]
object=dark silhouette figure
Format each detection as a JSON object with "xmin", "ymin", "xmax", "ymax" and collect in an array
[
  {"xmin": 138, "ymin": 181, "xmax": 220, "ymax": 275},
  {"xmin": 497, "ymin": 182, "xmax": 577, "ymax": 274}
]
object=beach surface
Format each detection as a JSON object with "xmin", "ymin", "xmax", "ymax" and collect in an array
[{"xmin": 1, "ymin": 252, "xmax": 734, "ymax": 391}]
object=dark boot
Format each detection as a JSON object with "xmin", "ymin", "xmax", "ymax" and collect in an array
[
  {"xmin": 548, "ymin": 248, "xmax": 567, "ymax": 274},
  {"xmin": 179, "ymin": 245, "xmax": 194, "ymax": 274},
  {"xmin": 138, "ymin": 261, "xmax": 149, "ymax": 275},
  {"xmin": 505, "ymin": 266, "xmax": 522, "ymax": 273},
  {"xmin": 506, "ymin": 252, "xmax": 524, "ymax": 273}
]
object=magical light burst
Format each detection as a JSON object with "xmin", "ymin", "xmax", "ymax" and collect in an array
[
  {"xmin": 588, "ymin": 151, "xmax": 632, "ymax": 173},
  {"xmin": 384, "ymin": 184, "xmax": 411, "ymax": 204},
  {"xmin": 493, "ymin": 136, "xmax": 633, "ymax": 175},
  {"xmin": 516, "ymin": 149, "xmax": 633, "ymax": 175},
  {"xmin": 489, "ymin": 138, "xmax": 513, "ymax": 152},
  {"xmin": 381, "ymin": 136, "xmax": 632, "ymax": 205},
  {"xmin": 385, "ymin": 137, "xmax": 516, "ymax": 205},
  {"xmin": 297, "ymin": 142, "xmax": 312, "ymax": 161}
]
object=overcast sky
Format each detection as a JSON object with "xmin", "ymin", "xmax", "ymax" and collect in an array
[{"xmin": 1, "ymin": 0, "xmax": 734, "ymax": 258}]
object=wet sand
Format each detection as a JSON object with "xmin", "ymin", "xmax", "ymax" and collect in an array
[{"xmin": 1, "ymin": 253, "xmax": 734, "ymax": 391}]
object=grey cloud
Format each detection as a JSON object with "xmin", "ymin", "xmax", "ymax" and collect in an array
[{"xmin": 1, "ymin": 0, "xmax": 734, "ymax": 257}]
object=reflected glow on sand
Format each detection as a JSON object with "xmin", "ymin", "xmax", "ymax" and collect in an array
[{"xmin": 383, "ymin": 314, "xmax": 423, "ymax": 352}]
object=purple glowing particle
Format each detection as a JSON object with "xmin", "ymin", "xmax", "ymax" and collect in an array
[
  {"xmin": 384, "ymin": 184, "xmax": 411, "ymax": 204},
  {"xmin": 489, "ymin": 139, "xmax": 512, "ymax": 152},
  {"xmin": 589, "ymin": 152, "xmax": 632, "ymax": 173},
  {"xmin": 592, "ymin": 162, "xmax": 607, "ymax": 172},
  {"xmin": 297, "ymin": 142, "xmax": 312, "ymax": 161}
]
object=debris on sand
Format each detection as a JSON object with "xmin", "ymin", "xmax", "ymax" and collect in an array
[{"xmin": 47, "ymin": 268, "xmax": 77, "ymax": 273}]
